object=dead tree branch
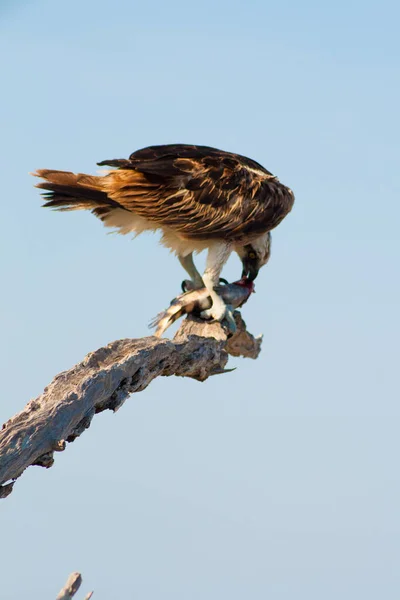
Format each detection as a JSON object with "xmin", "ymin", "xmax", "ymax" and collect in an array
[
  {"xmin": 0, "ymin": 312, "xmax": 261, "ymax": 499},
  {"xmin": 56, "ymin": 572, "xmax": 93, "ymax": 600}
]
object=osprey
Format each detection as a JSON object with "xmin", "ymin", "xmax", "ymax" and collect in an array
[{"xmin": 33, "ymin": 144, "xmax": 294, "ymax": 329}]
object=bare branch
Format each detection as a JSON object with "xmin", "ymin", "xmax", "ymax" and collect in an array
[
  {"xmin": 0, "ymin": 312, "xmax": 261, "ymax": 498},
  {"xmin": 56, "ymin": 572, "xmax": 82, "ymax": 600}
]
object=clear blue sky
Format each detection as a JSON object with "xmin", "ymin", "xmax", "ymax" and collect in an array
[{"xmin": 1, "ymin": 0, "xmax": 399, "ymax": 598}]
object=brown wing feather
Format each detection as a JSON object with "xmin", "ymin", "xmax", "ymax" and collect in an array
[{"xmin": 98, "ymin": 144, "xmax": 294, "ymax": 242}]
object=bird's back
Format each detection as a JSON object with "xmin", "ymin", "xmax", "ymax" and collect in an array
[{"xmin": 34, "ymin": 143, "xmax": 294, "ymax": 243}]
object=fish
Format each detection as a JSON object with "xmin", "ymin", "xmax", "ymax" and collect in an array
[{"xmin": 151, "ymin": 278, "xmax": 255, "ymax": 337}]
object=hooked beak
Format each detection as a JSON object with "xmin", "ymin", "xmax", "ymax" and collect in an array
[{"xmin": 241, "ymin": 258, "xmax": 260, "ymax": 282}]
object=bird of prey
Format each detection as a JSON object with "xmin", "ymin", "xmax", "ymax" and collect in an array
[{"xmin": 33, "ymin": 144, "xmax": 294, "ymax": 329}]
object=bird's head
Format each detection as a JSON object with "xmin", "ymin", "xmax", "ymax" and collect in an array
[{"xmin": 235, "ymin": 232, "xmax": 271, "ymax": 281}]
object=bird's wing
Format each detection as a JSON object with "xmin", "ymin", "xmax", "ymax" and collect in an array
[{"xmin": 98, "ymin": 145, "xmax": 294, "ymax": 241}]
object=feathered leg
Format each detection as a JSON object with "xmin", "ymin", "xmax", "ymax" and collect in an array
[
  {"xmin": 178, "ymin": 253, "xmax": 204, "ymax": 291},
  {"xmin": 200, "ymin": 243, "xmax": 236, "ymax": 332}
]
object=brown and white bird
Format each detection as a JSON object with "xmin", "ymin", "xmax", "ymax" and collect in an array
[{"xmin": 33, "ymin": 144, "xmax": 294, "ymax": 329}]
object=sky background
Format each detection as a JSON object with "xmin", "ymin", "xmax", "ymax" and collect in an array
[{"xmin": 1, "ymin": 0, "xmax": 399, "ymax": 598}]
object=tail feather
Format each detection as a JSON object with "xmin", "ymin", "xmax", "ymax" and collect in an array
[
  {"xmin": 150, "ymin": 293, "xmax": 204, "ymax": 337},
  {"xmin": 32, "ymin": 169, "xmax": 120, "ymax": 212}
]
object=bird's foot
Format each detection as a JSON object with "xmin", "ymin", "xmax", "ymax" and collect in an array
[
  {"xmin": 200, "ymin": 302, "xmax": 236, "ymax": 335},
  {"xmin": 181, "ymin": 277, "xmax": 229, "ymax": 293},
  {"xmin": 181, "ymin": 279, "xmax": 204, "ymax": 293}
]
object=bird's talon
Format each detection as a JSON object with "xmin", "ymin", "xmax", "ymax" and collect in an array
[
  {"xmin": 221, "ymin": 305, "xmax": 237, "ymax": 335},
  {"xmin": 199, "ymin": 308, "xmax": 213, "ymax": 321},
  {"xmin": 181, "ymin": 279, "xmax": 195, "ymax": 293},
  {"xmin": 181, "ymin": 279, "xmax": 205, "ymax": 292},
  {"xmin": 200, "ymin": 304, "xmax": 236, "ymax": 335}
]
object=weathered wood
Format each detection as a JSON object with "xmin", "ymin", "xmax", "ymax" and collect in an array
[
  {"xmin": 0, "ymin": 313, "xmax": 261, "ymax": 498},
  {"xmin": 56, "ymin": 572, "xmax": 83, "ymax": 600}
]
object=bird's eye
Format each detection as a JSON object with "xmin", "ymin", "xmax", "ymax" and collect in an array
[{"xmin": 248, "ymin": 251, "xmax": 257, "ymax": 260}]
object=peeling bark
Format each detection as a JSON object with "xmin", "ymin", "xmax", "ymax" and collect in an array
[{"xmin": 0, "ymin": 312, "xmax": 261, "ymax": 499}]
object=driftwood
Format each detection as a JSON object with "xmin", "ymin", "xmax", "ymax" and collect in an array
[{"xmin": 0, "ymin": 312, "xmax": 261, "ymax": 499}]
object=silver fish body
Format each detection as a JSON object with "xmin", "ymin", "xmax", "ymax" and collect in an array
[{"xmin": 151, "ymin": 279, "xmax": 255, "ymax": 338}]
